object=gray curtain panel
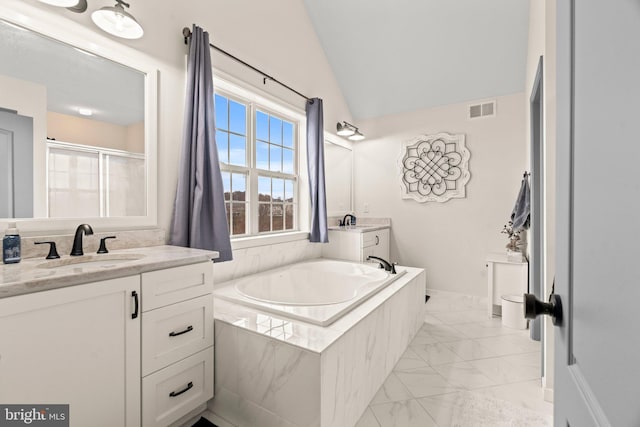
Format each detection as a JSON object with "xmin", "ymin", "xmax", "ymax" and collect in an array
[
  {"xmin": 306, "ymin": 98, "xmax": 328, "ymax": 243},
  {"xmin": 169, "ymin": 25, "xmax": 232, "ymax": 262}
]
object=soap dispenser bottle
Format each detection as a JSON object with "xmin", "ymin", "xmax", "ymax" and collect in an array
[{"xmin": 3, "ymin": 222, "xmax": 21, "ymax": 264}]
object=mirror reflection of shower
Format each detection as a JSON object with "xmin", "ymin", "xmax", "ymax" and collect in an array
[{"xmin": 0, "ymin": 19, "xmax": 146, "ymax": 219}]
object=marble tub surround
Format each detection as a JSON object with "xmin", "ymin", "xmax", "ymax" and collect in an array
[
  {"xmin": 0, "ymin": 245, "xmax": 218, "ymax": 298},
  {"xmin": 20, "ymin": 228, "xmax": 166, "ymax": 260},
  {"xmin": 213, "ymin": 238, "xmax": 322, "ymax": 284},
  {"xmin": 210, "ymin": 267, "xmax": 427, "ymax": 427}
]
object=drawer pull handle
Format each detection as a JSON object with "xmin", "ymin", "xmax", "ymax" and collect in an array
[
  {"xmin": 375, "ymin": 235, "xmax": 380, "ymax": 245},
  {"xmin": 131, "ymin": 291, "xmax": 139, "ymax": 319},
  {"xmin": 169, "ymin": 325, "xmax": 194, "ymax": 337},
  {"xmin": 169, "ymin": 381, "xmax": 193, "ymax": 397}
]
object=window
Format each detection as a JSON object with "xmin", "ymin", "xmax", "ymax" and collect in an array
[{"xmin": 215, "ymin": 91, "xmax": 298, "ymax": 237}]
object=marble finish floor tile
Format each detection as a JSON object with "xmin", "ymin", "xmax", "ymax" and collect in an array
[
  {"xmin": 452, "ymin": 319, "xmax": 521, "ymax": 338},
  {"xmin": 395, "ymin": 367, "xmax": 461, "ymax": 398},
  {"xmin": 473, "ymin": 334, "xmax": 541, "ymax": 357},
  {"xmin": 393, "ymin": 347, "xmax": 430, "ymax": 372},
  {"xmin": 416, "ymin": 324, "xmax": 468, "ymax": 343},
  {"xmin": 410, "ymin": 342, "xmax": 465, "ymax": 366},
  {"xmin": 430, "ymin": 309, "xmax": 488, "ymax": 325},
  {"xmin": 355, "ymin": 408, "xmax": 381, "ymax": 427},
  {"xmin": 442, "ymin": 339, "xmax": 502, "ymax": 361},
  {"xmin": 474, "ymin": 380, "xmax": 554, "ymax": 416},
  {"xmin": 370, "ymin": 399, "xmax": 438, "ymax": 427},
  {"xmin": 370, "ymin": 373, "xmax": 413, "ymax": 405},
  {"xmin": 363, "ymin": 291, "xmax": 552, "ymax": 427},
  {"xmin": 431, "ymin": 361, "xmax": 499, "ymax": 389},
  {"xmin": 417, "ymin": 391, "xmax": 552, "ymax": 427}
]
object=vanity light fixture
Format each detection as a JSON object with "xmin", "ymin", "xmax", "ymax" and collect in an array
[
  {"xmin": 37, "ymin": 0, "xmax": 81, "ymax": 7},
  {"xmin": 36, "ymin": 0, "xmax": 87, "ymax": 13},
  {"xmin": 336, "ymin": 121, "xmax": 355, "ymax": 137},
  {"xmin": 36, "ymin": 0, "xmax": 143, "ymax": 39},
  {"xmin": 91, "ymin": 0, "xmax": 144, "ymax": 40},
  {"xmin": 348, "ymin": 130, "xmax": 365, "ymax": 141},
  {"xmin": 336, "ymin": 121, "xmax": 365, "ymax": 141}
]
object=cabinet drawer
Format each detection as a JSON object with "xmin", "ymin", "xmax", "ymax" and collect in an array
[
  {"xmin": 142, "ymin": 346, "xmax": 214, "ymax": 427},
  {"xmin": 362, "ymin": 229, "xmax": 389, "ymax": 248},
  {"xmin": 142, "ymin": 295, "xmax": 213, "ymax": 376},
  {"xmin": 142, "ymin": 262, "xmax": 213, "ymax": 311}
]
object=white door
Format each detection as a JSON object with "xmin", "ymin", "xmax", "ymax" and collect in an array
[
  {"xmin": 554, "ymin": 1, "xmax": 640, "ymax": 425},
  {"xmin": 0, "ymin": 109, "xmax": 33, "ymax": 218}
]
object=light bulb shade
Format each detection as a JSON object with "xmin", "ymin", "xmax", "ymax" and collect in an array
[
  {"xmin": 348, "ymin": 131, "xmax": 365, "ymax": 141},
  {"xmin": 37, "ymin": 0, "xmax": 80, "ymax": 7},
  {"xmin": 336, "ymin": 121, "xmax": 355, "ymax": 136},
  {"xmin": 91, "ymin": 5, "xmax": 144, "ymax": 39}
]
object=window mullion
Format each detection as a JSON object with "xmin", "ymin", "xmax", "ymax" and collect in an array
[{"xmin": 249, "ymin": 101, "xmax": 258, "ymax": 235}]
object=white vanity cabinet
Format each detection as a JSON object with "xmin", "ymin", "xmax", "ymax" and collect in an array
[
  {"xmin": 0, "ymin": 276, "xmax": 141, "ymax": 427},
  {"xmin": 323, "ymin": 227, "xmax": 390, "ymax": 262},
  {"xmin": 141, "ymin": 262, "xmax": 214, "ymax": 427},
  {"xmin": 0, "ymin": 259, "xmax": 214, "ymax": 427}
]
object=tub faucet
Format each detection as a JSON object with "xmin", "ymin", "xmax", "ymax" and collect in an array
[
  {"xmin": 70, "ymin": 224, "xmax": 94, "ymax": 256},
  {"xmin": 367, "ymin": 255, "xmax": 397, "ymax": 274},
  {"xmin": 340, "ymin": 214, "xmax": 356, "ymax": 227}
]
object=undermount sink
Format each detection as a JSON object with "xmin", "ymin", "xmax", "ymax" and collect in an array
[{"xmin": 37, "ymin": 254, "xmax": 145, "ymax": 271}]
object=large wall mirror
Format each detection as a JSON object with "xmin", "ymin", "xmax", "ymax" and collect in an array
[
  {"xmin": 0, "ymin": 3, "xmax": 157, "ymax": 233},
  {"xmin": 324, "ymin": 136, "xmax": 353, "ymax": 216}
]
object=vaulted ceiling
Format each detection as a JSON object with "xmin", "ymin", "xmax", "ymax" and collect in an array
[{"xmin": 302, "ymin": 0, "xmax": 530, "ymax": 120}]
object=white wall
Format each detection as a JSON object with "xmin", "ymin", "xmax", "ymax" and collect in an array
[
  {"xmin": 353, "ymin": 93, "xmax": 526, "ymax": 297},
  {"xmin": 16, "ymin": 0, "xmax": 353, "ymax": 234},
  {"xmin": 525, "ymin": 0, "xmax": 556, "ymax": 400}
]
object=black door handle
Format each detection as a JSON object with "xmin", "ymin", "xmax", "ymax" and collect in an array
[{"xmin": 524, "ymin": 293, "xmax": 563, "ymax": 326}]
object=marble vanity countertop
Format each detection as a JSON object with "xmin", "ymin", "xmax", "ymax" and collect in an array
[
  {"xmin": 0, "ymin": 245, "xmax": 219, "ymax": 299},
  {"xmin": 327, "ymin": 224, "xmax": 390, "ymax": 233}
]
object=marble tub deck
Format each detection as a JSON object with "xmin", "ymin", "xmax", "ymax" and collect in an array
[{"xmin": 210, "ymin": 266, "xmax": 428, "ymax": 427}]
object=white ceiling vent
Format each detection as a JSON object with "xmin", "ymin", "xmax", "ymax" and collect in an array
[{"xmin": 468, "ymin": 100, "xmax": 496, "ymax": 119}]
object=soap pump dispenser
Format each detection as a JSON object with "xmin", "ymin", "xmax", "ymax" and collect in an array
[{"xmin": 3, "ymin": 222, "xmax": 21, "ymax": 264}]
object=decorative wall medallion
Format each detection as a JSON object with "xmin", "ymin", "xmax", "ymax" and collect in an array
[{"xmin": 400, "ymin": 132, "xmax": 470, "ymax": 203}]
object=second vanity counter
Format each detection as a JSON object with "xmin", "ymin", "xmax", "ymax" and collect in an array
[{"xmin": 0, "ymin": 244, "xmax": 219, "ymax": 299}]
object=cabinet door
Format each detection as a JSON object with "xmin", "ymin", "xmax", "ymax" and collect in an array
[{"xmin": 0, "ymin": 277, "xmax": 141, "ymax": 427}]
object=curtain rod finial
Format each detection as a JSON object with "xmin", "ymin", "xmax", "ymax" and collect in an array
[{"xmin": 182, "ymin": 27, "xmax": 192, "ymax": 45}]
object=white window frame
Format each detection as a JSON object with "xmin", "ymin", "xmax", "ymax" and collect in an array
[{"xmin": 214, "ymin": 74, "xmax": 308, "ymax": 247}]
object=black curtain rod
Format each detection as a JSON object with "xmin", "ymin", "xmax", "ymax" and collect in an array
[{"xmin": 182, "ymin": 27, "xmax": 311, "ymax": 102}]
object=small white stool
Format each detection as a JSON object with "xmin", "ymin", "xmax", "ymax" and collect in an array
[{"xmin": 501, "ymin": 294, "xmax": 528, "ymax": 329}]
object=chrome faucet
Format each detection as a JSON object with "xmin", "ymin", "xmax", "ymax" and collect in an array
[
  {"xmin": 367, "ymin": 255, "xmax": 397, "ymax": 274},
  {"xmin": 70, "ymin": 224, "xmax": 94, "ymax": 256},
  {"xmin": 340, "ymin": 214, "xmax": 356, "ymax": 227}
]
